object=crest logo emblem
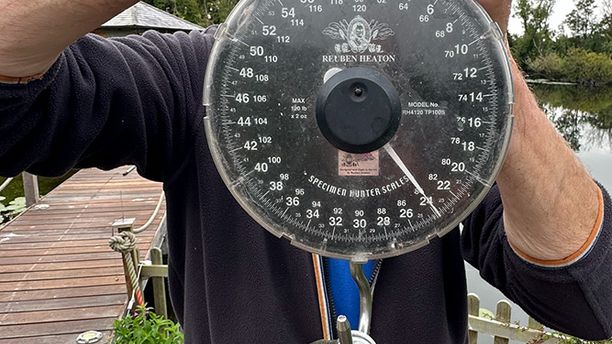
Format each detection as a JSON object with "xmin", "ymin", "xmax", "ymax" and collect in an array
[{"xmin": 322, "ymin": 15, "xmax": 395, "ymax": 54}]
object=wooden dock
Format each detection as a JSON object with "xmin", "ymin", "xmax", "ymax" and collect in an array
[{"xmin": 0, "ymin": 167, "xmax": 165, "ymax": 344}]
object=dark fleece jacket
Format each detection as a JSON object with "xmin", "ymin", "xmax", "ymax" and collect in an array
[{"xmin": 0, "ymin": 29, "xmax": 611, "ymax": 343}]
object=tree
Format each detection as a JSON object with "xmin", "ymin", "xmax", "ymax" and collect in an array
[
  {"xmin": 511, "ymin": 0, "xmax": 555, "ymax": 67},
  {"xmin": 558, "ymin": 0, "xmax": 612, "ymax": 55},
  {"xmin": 144, "ymin": 0, "xmax": 205, "ymax": 25},
  {"xmin": 592, "ymin": 0, "xmax": 612, "ymax": 54},
  {"xmin": 565, "ymin": 0, "xmax": 597, "ymax": 37},
  {"xmin": 201, "ymin": 0, "xmax": 240, "ymax": 24},
  {"xmin": 145, "ymin": 0, "xmax": 238, "ymax": 25},
  {"xmin": 598, "ymin": 0, "xmax": 612, "ymax": 38}
]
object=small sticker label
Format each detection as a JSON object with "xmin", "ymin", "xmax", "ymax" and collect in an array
[{"xmin": 338, "ymin": 151, "xmax": 380, "ymax": 176}]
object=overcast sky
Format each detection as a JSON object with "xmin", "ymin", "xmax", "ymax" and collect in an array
[{"xmin": 508, "ymin": 0, "xmax": 607, "ymax": 35}]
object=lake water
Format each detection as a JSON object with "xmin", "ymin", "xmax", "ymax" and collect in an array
[{"xmin": 465, "ymin": 84, "xmax": 612, "ymax": 343}]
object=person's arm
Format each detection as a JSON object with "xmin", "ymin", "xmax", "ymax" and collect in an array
[
  {"xmin": 0, "ymin": 0, "xmax": 137, "ymax": 80},
  {"xmin": 498, "ymin": 51, "xmax": 602, "ymax": 264},
  {"xmin": 480, "ymin": 0, "xmax": 601, "ymax": 264},
  {"xmin": 461, "ymin": 0, "xmax": 612, "ymax": 340},
  {"xmin": 0, "ymin": 2, "xmax": 215, "ymax": 180}
]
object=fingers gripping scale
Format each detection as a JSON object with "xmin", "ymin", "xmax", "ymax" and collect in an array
[{"xmin": 203, "ymin": 0, "xmax": 512, "ymax": 341}]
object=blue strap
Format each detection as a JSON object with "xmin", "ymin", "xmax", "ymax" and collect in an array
[{"xmin": 326, "ymin": 258, "xmax": 377, "ymax": 330}]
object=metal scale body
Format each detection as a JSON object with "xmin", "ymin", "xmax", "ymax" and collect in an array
[{"xmin": 203, "ymin": 0, "xmax": 513, "ymax": 341}]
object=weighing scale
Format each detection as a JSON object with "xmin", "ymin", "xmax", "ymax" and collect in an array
[{"xmin": 203, "ymin": 0, "xmax": 513, "ymax": 341}]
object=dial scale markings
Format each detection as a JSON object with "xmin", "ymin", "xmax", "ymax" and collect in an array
[{"xmin": 204, "ymin": 0, "xmax": 513, "ymax": 259}]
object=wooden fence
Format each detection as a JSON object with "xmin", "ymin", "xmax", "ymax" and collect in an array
[{"xmin": 468, "ymin": 293, "xmax": 566, "ymax": 343}]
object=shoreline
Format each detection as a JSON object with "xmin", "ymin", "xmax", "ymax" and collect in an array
[{"xmin": 526, "ymin": 79, "xmax": 578, "ymax": 86}]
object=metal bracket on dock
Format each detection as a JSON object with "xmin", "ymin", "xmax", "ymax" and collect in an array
[{"xmin": 112, "ymin": 218, "xmax": 136, "ymax": 232}]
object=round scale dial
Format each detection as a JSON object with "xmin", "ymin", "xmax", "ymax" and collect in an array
[{"xmin": 203, "ymin": 0, "xmax": 513, "ymax": 260}]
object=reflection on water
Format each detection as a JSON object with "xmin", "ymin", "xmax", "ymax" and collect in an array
[
  {"xmin": 535, "ymin": 85, "xmax": 612, "ymax": 154},
  {"xmin": 466, "ymin": 85, "xmax": 612, "ymax": 343},
  {"xmin": 535, "ymin": 85, "xmax": 612, "ymax": 189}
]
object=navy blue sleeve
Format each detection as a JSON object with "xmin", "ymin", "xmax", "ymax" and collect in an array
[
  {"xmin": 0, "ymin": 28, "xmax": 214, "ymax": 181},
  {"xmin": 461, "ymin": 184, "xmax": 612, "ymax": 340}
]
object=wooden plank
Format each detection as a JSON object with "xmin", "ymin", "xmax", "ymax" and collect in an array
[
  {"xmin": 0, "ymin": 234, "xmax": 125, "ymax": 245},
  {"xmin": 0, "ymin": 331, "xmax": 113, "ymax": 344},
  {"xmin": 0, "ymin": 242, "xmax": 153, "ymax": 258},
  {"xmin": 151, "ymin": 248, "xmax": 167, "ymax": 317},
  {"xmin": 0, "ymin": 285, "xmax": 126, "ymax": 302},
  {"xmin": 2, "ymin": 224, "xmax": 158, "ymax": 234},
  {"xmin": 468, "ymin": 293, "xmax": 479, "ymax": 344},
  {"xmin": 21, "ymin": 173, "xmax": 39, "ymax": 207},
  {"xmin": 493, "ymin": 300, "xmax": 511, "ymax": 344},
  {"xmin": 35, "ymin": 194, "xmax": 160, "ymax": 202},
  {"xmin": 0, "ymin": 266, "xmax": 124, "ymax": 282},
  {"xmin": 50, "ymin": 184, "xmax": 159, "ymax": 189},
  {"xmin": 55, "ymin": 180, "xmax": 158, "ymax": 186},
  {"xmin": 1, "ymin": 230, "xmax": 158, "ymax": 240},
  {"xmin": 3, "ymin": 217, "xmax": 154, "ymax": 228},
  {"xmin": 0, "ymin": 233, "xmax": 155, "ymax": 246},
  {"xmin": 6, "ymin": 210, "xmax": 161, "ymax": 222},
  {"xmin": 45, "ymin": 183, "xmax": 158, "ymax": 190},
  {"xmin": 0, "ymin": 251, "xmax": 149, "ymax": 273},
  {"xmin": 0, "ymin": 259, "xmax": 122, "ymax": 274},
  {"xmin": 47, "ymin": 185, "xmax": 159, "ymax": 191},
  {"xmin": 468, "ymin": 315, "xmax": 559, "ymax": 343},
  {"xmin": 0, "ymin": 305, "xmax": 124, "ymax": 326},
  {"xmin": 1, "ymin": 228, "xmax": 120, "ymax": 235},
  {"xmin": 47, "ymin": 179, "xmax": 156, "ymax": 186},
  {"xmin": 0, "ymin": 245, "xmax": 117, "ymax": 258},
  {"xmin": 45, "ymin": 188, "xmax": 158, "ymax": 194},
  {"xmin": 1, "ymin": 224, "xmax": 109, "ymax": 232},
  {"xmin": 0, "ymin": 294, "xmax": 126, "ymax": 313},
  {"xmin": 0, "ymin": 275, "xmax": 126, "ymax": 292},
  {"xmin": 0, "ymin": 318, "xmax": 116, "ymax": 339},
  {"xmin": 0, "ymin": 252, "xmax": 121, "ymax": 265},
  {"xmin": 11, "ymin": 206, "xmax": 164, "ymax": 218},
  {"xmin": 32, "ymin": 196, "xmax": 162, "ymax": 204},
  {"xmin": 2, "ymin": 225, "xmax": 155, "ymax": 234},
  {"xmin": 0, "ymin": 240, "xmax": 121, "ymax": 250},
  {"xmin": 0, "ymin": 233, "xmax": 153, "ymax": 246}
]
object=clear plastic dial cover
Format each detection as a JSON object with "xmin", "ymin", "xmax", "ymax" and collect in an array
[{"xmin": 204, "ymin": 0, "xmax": 513, "ymax": 260}]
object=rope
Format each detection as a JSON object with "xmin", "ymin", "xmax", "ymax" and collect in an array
[
  {"xmin": 133, "ymin": 193, "xmax": 165, "ymax": 234},
  {"xmin": 109, "ymin": 231, "xmax": 136, "ymax": 252},
  {"xmin": 109, "ymin": 231, "xmax": 144, "ymax": 306}
]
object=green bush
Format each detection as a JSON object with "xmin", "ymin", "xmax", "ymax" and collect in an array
[
  {"xmin": 113, "ymin": 306, "xmax": 184, "ymax": 344},
  {"xmin": 563, "ymin": 48, "xmax": 612, "ymax": 86},
  {"xmin": 527, "ymin": 49, "xmax": 612, "ymax": 85},
  {"xmin": 528, "ymin": 52, "xmax": 566, "ymax": 80}
]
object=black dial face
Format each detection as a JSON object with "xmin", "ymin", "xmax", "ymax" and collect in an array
[{"xmin": 204, "ymin": 0, "xmax": 513, "ymax": 260}]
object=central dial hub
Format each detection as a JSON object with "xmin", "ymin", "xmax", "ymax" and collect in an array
[{"xmin": 316, "ymin": 67, "xmax": 402, "ymax": 153}]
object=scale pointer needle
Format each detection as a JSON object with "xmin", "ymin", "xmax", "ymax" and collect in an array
[{"xmin": 383, "ymin": 143, "xmax": 442, "ymax": 217}]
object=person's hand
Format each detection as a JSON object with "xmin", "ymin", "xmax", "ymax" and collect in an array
[{"xmin": 477, "ymin": 0, "xmax": 512, "ymax": 36}]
